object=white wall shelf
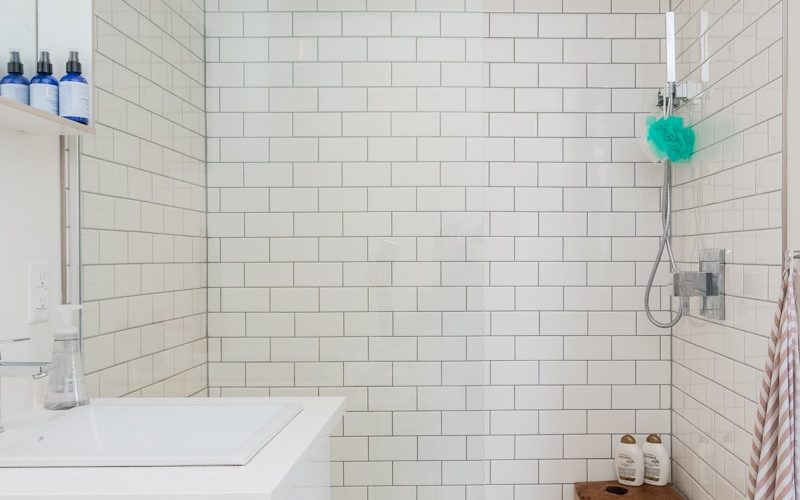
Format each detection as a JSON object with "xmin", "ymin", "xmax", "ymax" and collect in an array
[{"xmin": 0, "ymin": 96, "xmax": 94, "ymax": 136}]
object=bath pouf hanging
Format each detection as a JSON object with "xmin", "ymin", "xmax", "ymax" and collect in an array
[{"xmin": 646, "ymin": 115, "xmax": 695, "ymax": 163}]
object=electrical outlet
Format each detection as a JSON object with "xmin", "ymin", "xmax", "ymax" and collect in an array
[{"xmin": 27, "ymin": 261, "xmax": 49, "ymax": 324}]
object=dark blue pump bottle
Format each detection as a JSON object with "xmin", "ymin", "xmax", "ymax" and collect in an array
[
  {"xmin": 30, "ymin": 51, "xmax": 59, "ymax": 115},
  {"xmin": 59, "ymin": 51, "xmax": 89, "ymax": 124},
  {"xmin": 0, "ymin": 51, "xmax": 30, "ymax": 105}
]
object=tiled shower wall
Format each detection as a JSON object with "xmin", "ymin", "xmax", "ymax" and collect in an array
[
  {"xmin": 69, "ymin": 1, "xmax": 791, "ymax": 498},
  {"xmin": 205, "ymin": 3, "xmax": 490, "ymax": 498},
  {"xmin": 670, "ymin": 0, "xmax": 784, "ymax": 498},
  {"xmin": 80, "ymin": 0, "xmax": 208, "ymax": 397},
  {"xmin": 477, "ymin": 2, "xmax": 672, "ymax": 498},
  {"xmin": 206, "ymin": 1, "xmax": 672, "ymax": 499}
]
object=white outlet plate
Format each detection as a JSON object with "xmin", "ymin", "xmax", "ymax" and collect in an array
[{"xmin": 27, "ymin": 261, "xmax": 49, "ymax": 324}]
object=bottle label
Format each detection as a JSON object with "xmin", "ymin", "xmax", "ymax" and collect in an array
[
  {"xmin": 617, "ymin": 452, "xmax": 637, "ymax": 481},
  {"xmin": 30, "ymin": 83, "xmax": 59, "ymax": 115},
  {"xmin": 644, "ymin": 453, "xmax": 661, "ymax": 481},
  {"xmin": 1, "ymin": 83, "xmax": 30, "ymax": 105},
  {"xmin": 59, "ymin": 81, "xmax": 90, "ymax": 120}
]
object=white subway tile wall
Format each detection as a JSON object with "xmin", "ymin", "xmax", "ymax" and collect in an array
[
  {"xmin": 206, "ymin": 1, "xmax": 672, "ymax": 499},
  {"xmin": 80, "ymin": 0, "xmax": 207, "ymax": 397},
  {"xmin": 76, "ymin": 0, "xmax": 784, "ymax": 498},
  {"xmin": 670, "ymin": 0, "xmax": 783, "ymax": 499}
]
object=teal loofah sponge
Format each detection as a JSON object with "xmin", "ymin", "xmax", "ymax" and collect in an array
[{"xmin": 646, "ymin": 116, "xmax": 695, "ymax": 162}]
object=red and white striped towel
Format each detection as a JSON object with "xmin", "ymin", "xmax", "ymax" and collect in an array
[{"xmin": 749, "ymin": 263, "xmax": 800, "ymax": 500}]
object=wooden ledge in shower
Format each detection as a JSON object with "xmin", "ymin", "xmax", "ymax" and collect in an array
[{"xmin": 575, "ymin": 481, "xmax": 685, "ymax": 500}]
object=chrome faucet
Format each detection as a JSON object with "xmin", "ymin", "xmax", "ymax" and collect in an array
[{"xmin": 0, "ymin": 338, "xmax": 49, "ymax": 433}]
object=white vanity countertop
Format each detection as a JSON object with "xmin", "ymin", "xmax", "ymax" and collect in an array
[{"xmin": 0, "ymin": 397, "xmax": 345, "ymax": 499}]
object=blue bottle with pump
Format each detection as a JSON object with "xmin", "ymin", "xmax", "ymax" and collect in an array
[
  {"xmin": 59, "ymin": 51, "xmax": 89, "ymax": 124},
  {"xmin": 0, "ymin": 51, "xmax": 30, "ymax": 105},
  {"xmin": 30, "ymin": 51, "xmax": 59, "ymax": 115}
]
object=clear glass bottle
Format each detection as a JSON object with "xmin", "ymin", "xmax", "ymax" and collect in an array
[{"xmin": 45, "ymin": 305, "xmax": 89, "ymax": 410}]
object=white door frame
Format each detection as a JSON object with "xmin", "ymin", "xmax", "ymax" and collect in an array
[{"xmin": 786, "ymin": 0, "xmax": 798, "ymax": 251}]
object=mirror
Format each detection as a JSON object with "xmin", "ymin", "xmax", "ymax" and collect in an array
[{"xmin": 0, "ymin": 0, "xmax": 38, "ymax": 75}]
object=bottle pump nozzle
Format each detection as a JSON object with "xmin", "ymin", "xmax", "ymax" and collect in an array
[
  {"xmin": 7, "ymin": 51, "xmax": 23, "ymax": 74},
  {"xmin": 66, "ymin": 51, "xmax": 82, "ymax": 74},
  {"xmin": 37, "ymin": 51, "xmax": 53, "ymax": 74}
]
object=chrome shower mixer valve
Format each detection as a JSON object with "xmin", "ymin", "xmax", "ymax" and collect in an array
[{"xmin": 672, "ymin": 249, "xmax": 726, "ymax": 321}]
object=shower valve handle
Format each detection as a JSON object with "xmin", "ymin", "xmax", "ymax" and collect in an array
[
  {"xmin": 670, "ymin": 249, "xmax": 727, "ymax": 321},
  {"xmin": 672, "ymin": 271, "xmax": 720, "ymax": 297}
]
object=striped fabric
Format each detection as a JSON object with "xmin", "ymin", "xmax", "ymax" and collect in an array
[{"xmin": 749, "ymin": 262, "xmax": 800, "ymax": 500}]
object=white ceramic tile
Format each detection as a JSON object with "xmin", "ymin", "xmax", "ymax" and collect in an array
[
  {"xmin": 84, "ymin": 1, "xmax": 207, "ymax": 400},
  {"xmin": 179, "ymin": 1, "xmax": 779, "ymax": 498}
]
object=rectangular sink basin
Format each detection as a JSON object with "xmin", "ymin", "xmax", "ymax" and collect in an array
[{"xmin": 0, "ymin": 399, "xmax": 301, "ymax": 467}]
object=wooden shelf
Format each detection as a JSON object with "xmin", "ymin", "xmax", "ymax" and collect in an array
[
  {"xmin": 0, "ymin": 96, "xmax": 94, "ymax": 136},
  {"xmin": 574, "ymin": 481, "xmax": 685, "ymax": 500}
]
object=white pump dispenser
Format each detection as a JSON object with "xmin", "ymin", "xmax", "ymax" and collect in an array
[
  {"xmin": 44, "ymin": 305, "xmax": 89, "ymax": 410},
  {"xmin": 54, "ymin": 305, "xmax": 81, "ymax": 339}
]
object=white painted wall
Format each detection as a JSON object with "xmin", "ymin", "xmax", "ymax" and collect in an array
[{"xmin": 0, "ymin": 131, "xmax": 62, "ymax": 418}]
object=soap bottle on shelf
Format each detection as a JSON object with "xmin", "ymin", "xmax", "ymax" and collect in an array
[
  {"xmin": 642, "ymin": 434, "xmax": 670, "ymax": 486},
  {"xmin": 30, "ymin": 51, "xmax": 59, "ymax": 115},
  {"xmin": 44, "ymin": 305, "xmax": 89, "ymax": 410},
  {"xmin": 0, "ymin": 51, "xmax": 30, "ymax": 105},
  {"xmin": 58, "ymin": 51, "xmax": 89, "ymax": 124},
  {"xmin": 615, "ymin": 434, "xmax": 645, "ymax": 486}
]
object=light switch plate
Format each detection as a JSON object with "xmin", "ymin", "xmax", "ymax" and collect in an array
[{"xmin": 27, "ymin": 261, "xmax": 49, "ymax": 324}]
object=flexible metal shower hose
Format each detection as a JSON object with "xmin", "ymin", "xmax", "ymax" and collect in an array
[{"xmin": 643, "ymin": 87, "xmax": 683, "ymax": 329}]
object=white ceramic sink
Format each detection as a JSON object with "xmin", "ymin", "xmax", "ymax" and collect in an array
[{"xmin": 0, "ymin": 399, "xmax": 301, "ymax": 467}]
